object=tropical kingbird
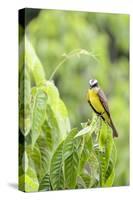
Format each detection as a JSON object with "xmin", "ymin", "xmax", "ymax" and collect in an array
[{"xmin": 87, "ymin": 79, "xmax": 118, "ymax": 137}]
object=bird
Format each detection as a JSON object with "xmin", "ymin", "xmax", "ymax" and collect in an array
[{"xmin": 87, "ymin": 79, "xmax": 118, "ymax": 137}]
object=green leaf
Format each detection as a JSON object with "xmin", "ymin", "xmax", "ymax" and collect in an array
[
  {"xmin": 98, "ymin": 150, "xmax": 107, "ymax": 187},
  {"xmin": 81, "ymin": 122, "xmax": 88, "ymax": 128},
  {"xmin": 85, "ymin": 134, "xmax": 93, "ymax": 152},
  {"xmin": 56, "ymin": 99, "xmax": 71, "ymax": 139},
  {"xmin": 63, "ymin": 128, "xmax": 78, "ymax": 160},
  {"xmin": 104, "ymin": 168, "xmax": 115, "ymax": 187},
  {"xmin": 75, "ymin": 127, "xmax": 91, "ymax": 138},
  {"xmin": 76, "ymin": 176, "xmax": 87, "ymax": 188},
  {"xmin": 19, "ymin": 68, "xmax": 31, "ymax": 136},
  {"xmin": 46, "ymin": 105, "xmax": 59, "ymax": 131},
  {"xmin": 26, "ymin": 145, "xmax": 42, "ymax": 179},
  {"xmin": 86, "ymin": 152, "xmax": 99, "ymax": 187},
  {"xmin": 79, "ymin": 138, "xmax": 90, "ymax": 172},
  {"xmin": 105, "ymin": 160, "xmax": 113, "ymax": 181},
  {"xmin": 19, "ymin": 144, "xmax": 24, "ymax": 166},
  {"xmin": 111, "ymin": 142, "xmax": 117, "ymax": 165},
  {"xmin": 43, "ymin": 81, "xmax": 71, "ymax": 140},
  {"xmin": 39, "ymin": 173, "xmax": 51, "ymax": 191},
  {"xmin": 19, "ymin": 175, "xmax": 39, "ymax": 192},
  {"xmin": 42, "ymin": 120, "xmax": 53, "ymax": 150},
  {"xmin": 50, "ymin": 142, "xmax": 64, "ymax": 190},
  {"xmin": 62, "ymin": 128, "xmax": 80, "ymax": 188},
  {"xmin": 19, "ymin": 167, "xmax": 39, "ymax": 192},
  {"xmin": 46, "ymin": 105, "xmax": 61, "ymax": 149},
  {"xmin": 79, "ymin": 174, "xmax": 91, "ymax": 188},
  {"xmin": 105, "ymin": 127, "xmax": 113, "ymax": 171},
  {"xmin": 31, "ymin": 88, "xmax": 48, "ymax": 146},
  {"xmin": 22, "ymin": 151, "xmax": 28, "ymax": 173},
  {"xmin": 97, "ymin": 120, "xmax": 116, "ymax": 187},
  {"xmin": 98, "ymin": 120, "xmax": 108, "ymax": 150},
  {"xmin": 25, "ymin": 36, "xmax": 46, "ymax": 85},
  {"xmin": 37, "ymin": 136, "xmax": 52, "ymax": 177},
  {"xmin": 64, "ymin": 149, "xmax": 79, "ymax": 188},
  {"xmin": 75, "ymin": 114, "xmax": 99, "ymax": 138}
]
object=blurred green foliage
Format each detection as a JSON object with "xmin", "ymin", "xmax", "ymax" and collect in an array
[{"xmin": 26, "ymin": 9, "xmax": 129, "ymax": 186}]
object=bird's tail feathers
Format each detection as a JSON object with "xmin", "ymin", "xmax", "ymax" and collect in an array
[{"xmin": 109, "ymin": 117, "xmax": 118, "ymax": 138}]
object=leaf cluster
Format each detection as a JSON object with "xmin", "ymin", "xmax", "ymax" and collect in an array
[{"xmin": 19, "ymin": 36, "xmax": 117, "ymax": 192}]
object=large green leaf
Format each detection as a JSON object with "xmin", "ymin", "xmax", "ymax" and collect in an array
[
  {"xmin": 98, "ymin": 150, "xmax": 107, "ymax": 186},
  {"xmin": 31, "ymin": 88, "xmax": 48, "ymax": 146},
  {"xmin": 104, "ymin": 159, "xmax": 115, "ymax": 187},
  {"xmin": 98, "ymin": 120, "xmax": 108, "ymax": 151},
  {"xmin": 62, "ymin": 128, "xmax": 79, "ymax": 188},
  {"xmin": 64, "ymin": 148, "xmax": 79, "ymax": 188},
  {"xmin": 63, "ymin": 128, "xmax": 78, "ymax": 160},
  {"xmin": 43, "ymin": 81, "xmax": 71, "ymax": 140},
  {"xmin": 19, "ymin": 68, "xmax": 31, "ymax": 136},
  {"xmin": 37, "ymin": 135, "xmax": 52, "ymax": 177},
  {"xmin": 87, "ymin": 152, "xmax": 100, "ymax": 187},
  {"xmin": 79, "ymin": 147, "xmax": 90, "ymax": 173},
  {"xmin": 46, "ymin": 105, "xmax": 61, "ymax": 149},
  {"xmin": 97, "ymin": 147, "xmax": 115, "ymax": 187},
  {"xmin": 79, "ymin": 138, "xmax": 91, "ymax": 173},
  {"xmin": 76, "ymin": 176, "xmax": 87, "ymax": 189},
  {"xmin": 78, "ymin": 132, "xmax": 93, "ymax": 173},
  {"xmin": 19, "ymin": 167, "xmax": 39, "ymax": 192},
  {"xmin": 42, "ymin": 120, "xmax": 53, "ymax": 150},
  {"xmin": 78, "ymin": 174, "xmax": 91, "ymax": 188},
  {"xmin": 39, "ymin": 173, "xmax": 51, "ymax": 191},
  {"xmin": 105, "ymin": 128, "xmax": 113, "ymax": 171},
  {"xmin": 26, "ymin": 145, "xmax": 42, "ymax": 179},
  {"xmin": 75, "ymin": 114, "xmax": 100, "ymax": 138},
  {"xmin": 25, "ymin": 36, "xmax": 46, "ymax": 85},
  {"xmin": 111, "ymin": 142, "xmax": 117, "ymax": 165},
  {"xmin": 22, "ymin": 151, "xmax": 29, "ymax": 173},
  {"xmin": 96, "ymin": 119, "xmax": 116, "ymax": 187},
  {"xmin": 50, "ymin": 142, "xmax": 64, "ymax": 190}
]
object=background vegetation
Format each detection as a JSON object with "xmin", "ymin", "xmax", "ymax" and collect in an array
[{"xmin": 19, "ymin": 9, "xmax": 129, "ymax": 191}]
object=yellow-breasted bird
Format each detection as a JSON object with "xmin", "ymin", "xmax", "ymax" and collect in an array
[{"xmin": 87, "ymin": 79, "xmax": 118, "ymax": 137}]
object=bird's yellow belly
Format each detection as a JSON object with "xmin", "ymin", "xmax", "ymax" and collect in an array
[
  {"xmin": 88, "ymin": 89, "xmax": 104, "ymax": 114},
  {"xmin": 87, "ymin": 89, "xmax": 110, "ymax": 124}
]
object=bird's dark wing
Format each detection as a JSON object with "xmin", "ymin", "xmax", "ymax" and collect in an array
[{"xmin": 98, "ymin": 89, "xmax": 110, "ymax": 116}]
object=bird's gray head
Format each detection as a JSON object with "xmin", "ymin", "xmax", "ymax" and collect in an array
[{"xmin": 89, "ymin": 79, "xmax": 98, "ymax": 88}]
